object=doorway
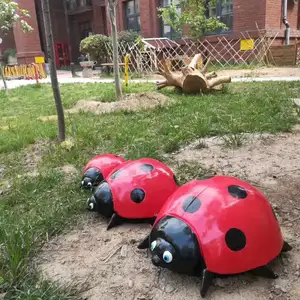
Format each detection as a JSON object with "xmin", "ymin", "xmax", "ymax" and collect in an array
[{"xmin": 54, "ymin": 42, "xmax": 71, "ymax": 69}]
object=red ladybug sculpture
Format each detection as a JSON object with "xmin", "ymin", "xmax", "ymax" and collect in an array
[
  {"xmin": 138, "ymin": 175, "xmax": 292, "ymax": 298},
  {"xmin": 87, "ymin": 158, "xmax": 179, "ymax": 230},
  {"xmin": 81, "ymin": 154, "xmax": 125, "ymax": 190}
]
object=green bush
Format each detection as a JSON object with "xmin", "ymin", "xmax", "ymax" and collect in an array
[
  {"xmin": 79, "ymin": 34, "xmax": 112, "ymax": 63},
  {"xmin": 118, "ymin": 30, "xmax": 141, "ymax": 45},
  {"xmin": 79, "ymin": 31, "xmax": 142, "ymax": 62},
  {"xmin": 2, "ymin": 48, "xmax": 17, "ymax": 65}
]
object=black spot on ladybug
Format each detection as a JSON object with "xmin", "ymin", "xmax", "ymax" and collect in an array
[
  {"xmin": 131, "ymin": 188, "xmax": 146, "ymax": 203},
  {"xmin": 225, "ymin": 228, "xmax": 246, "ymax": 251},
  {"xmin": 182, "ymin": 196, "xmax": 201, "ymax": 214},
  {"xmin": 228, "ymin": 185, "xmax": 248, "ymax": 199},
  {"xmin": 140, "ymin": 164, "xmax": 154, "ymax": 172},
  {"xmin": 110, "ymin": 169, "xmax": 121, "ymax": 180}
]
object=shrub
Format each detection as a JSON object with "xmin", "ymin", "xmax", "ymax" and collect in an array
[
  {"xmin": 79, "ymin": 31, "xmax": 142, "ymax": 63},
  {"xmin": 79, "ymin": 34, "xmax": 112, "ymax": 63},
  {"xmin": 118, "ymin": 30, "xmax": 141, "ymax": 45},
  {"xmin": 2, "ymin": 48, "xmax": 17, "ymax": 65}
]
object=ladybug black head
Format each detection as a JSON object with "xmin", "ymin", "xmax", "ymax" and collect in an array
[
  {"xmin": 87, "ymin": 181, "xmax": 114, "ymax": 218},
  {"xmin": 81, "ymin": 168, "xmax": 104, "ymax": 190},
  {"xmin": 87, "ymin": 195, "xmax": 97, "ymax": 211},
  {"xmin": 149, "ymin": 216, "xmax": 203, "ymax": 275}
]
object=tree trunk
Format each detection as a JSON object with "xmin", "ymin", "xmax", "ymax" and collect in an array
[
  {"xmin": 0, "ymin": 66, "xmax": 8, "ymax": 96},
  {"xmin": 63, "ymin": 0, "xmax": 77, "ymax": 78},
  {"xmin": 41, "ymin": 0, "xmax": 66, "ymax": 141},
  {"xmin": 157, "ymin": 54, "xmax": 231, "ymax": 94},
  {"xmin": 107, "ymin": 0, "xmax": 122, "ymax": 99}
]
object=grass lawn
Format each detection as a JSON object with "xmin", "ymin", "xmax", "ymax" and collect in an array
[{"xmin": 0, "ymin": 81, "xmax": 299, "ymax": 299}]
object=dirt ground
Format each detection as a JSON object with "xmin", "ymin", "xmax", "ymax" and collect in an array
[
  {"xmin": 152, "ymin": 67, "xmax": 300, "ymax": 81},
  {"xmin": 37, "ymin": 128, "xmax": 300, "ymax": 300},
  {"xmin": 39, "ymin": 92, "xmax": 173, "ymax": 123}
]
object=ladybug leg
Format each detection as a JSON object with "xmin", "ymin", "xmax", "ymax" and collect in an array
[
  {"xmin": 200, "ymin": 269, "xmax": 214, "ymax": 298},
  {"xmin": 251, "ymin": 266, "xmax": 278, "ymax": 279},
  {"xmin": 137, "ymin": 234, "xmax": 150, "ymax": 249},
  {"xmin": 281, "ymin": 240, "xmax": 292, "ymax": 253},
  {"xmin": 107, "ymin": 213, "xmax": 123, "ymax": 230}
]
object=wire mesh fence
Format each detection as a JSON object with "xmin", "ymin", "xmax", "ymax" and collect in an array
[{"xmin": 103, "ymin": 31, "xmax": 279, "ymax": 77}]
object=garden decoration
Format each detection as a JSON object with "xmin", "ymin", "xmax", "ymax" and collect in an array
[
  {"xmin": 87, "ymin": 158, "xmax": 179, "ymax": 230},
  {"xmin": 138, "ymin": 175, "xmax": 292, "ymax": 298},
  {"xmin": 81, "ymin": 154, "xmax": 125, "ymax": 190},
  {"xmin": 156, "ymin": 55, "xmax": 231, "ymax": 94}
]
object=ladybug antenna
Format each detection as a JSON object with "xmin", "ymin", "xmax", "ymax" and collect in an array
[
  {"xmin": 200, "ymin": 269, "xmax": 214, "ymax": 298},
  {"xmin": 107, "ymin": 213, "xmax": 123, "ymax": 230},
  {"xmin": 281, "ymin": 240, "xmax": 292, "ymax": 253},
  {"xmin": 251, "ymin": 265, "xmax": 278, "ymax": 279},
  {"xmin": 137, "ymin": 234, "xmax": 150, "ymax": 249}
]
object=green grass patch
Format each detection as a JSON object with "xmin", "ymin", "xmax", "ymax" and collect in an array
[{"xmin": 0, "ymin": 80, "xmax": 299, "ymax": 298}]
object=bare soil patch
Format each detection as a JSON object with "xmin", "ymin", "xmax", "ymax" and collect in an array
[
  {"xmin": 24, "ymin": 140, "xmax": 52, "ymax": 175},
  {"xmin": 36, "ymin": 131, "xmax": 300, "ymax": 300},
  {"xmin": 67, "ymin": 92, "xmax": 172, "ymax": 115},
  {"xmin": 39, "ymin": 92, "xmax": 173, "ymax": 123},
  {"xmin": 56, "ymin": 164, "xmax": 79, "ymax": 183},
  {"xmin": 152, "ymin": 67, "xmax": 300, "ymax": 81}
]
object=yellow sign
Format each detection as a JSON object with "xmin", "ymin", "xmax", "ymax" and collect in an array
[
  {"xmin": 240, "ymin": 39, "xmax": 254, "ymax": 51},
  {"xmin": 35, "ymin": 56, "xmax": 45, "ymax": 64},
  {"xmin": 124, "ymin": 54, "xmax": 130, "ymax": 87}
]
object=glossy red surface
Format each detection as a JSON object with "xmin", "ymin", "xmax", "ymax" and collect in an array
[
  {"xmin": 106, "ymin": 158, "xmax": 179, "ymax": 219},
  {"xmin": 82, "ymin": 154, "xmax": 125, "ymax": 178},
  {"xmin": 155, "ymin": 176, "xmax": 284, "ymax": 275}
]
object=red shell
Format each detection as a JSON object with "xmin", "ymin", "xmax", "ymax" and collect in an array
[
  {"xmin": 154, "ymin": 175, "xmax": 284, "ymax": 275},
  {"xmin": 106, "ymin": 158, "xmax": 179, "ymax": 219},
  {"xmin": 82, "ymin": 154, "xmax": 125, "ymax": 178}
]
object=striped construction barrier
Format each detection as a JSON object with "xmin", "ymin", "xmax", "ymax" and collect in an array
[{"xmin": 3, "ymin": 63, "xmax": 47, "ymax": 80}]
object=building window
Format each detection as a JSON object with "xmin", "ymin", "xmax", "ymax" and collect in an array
[
  {"xmin": 125, "ymin": 0, "xmax": 140, "ymax": 32},
  {"xmin": 79, "ymin": 21, "xmax": 93, "ymax": 40},
  {"xmin": 160, "ymin": 0, "xmax": 182, "ymax": 40},
  {"xmin": 207, "ymin": 0, "xmax": 233, "ymax": 34}
]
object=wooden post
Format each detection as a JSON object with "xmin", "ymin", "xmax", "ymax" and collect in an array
[{"xmin": 124, "ymin": 54, "xmax": 130, "ymax": 87}]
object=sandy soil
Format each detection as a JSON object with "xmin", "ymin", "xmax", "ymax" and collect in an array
[
  {"xmin": 151, "ymin": 67, "xmax": 300, "ymax": 81},
  {"xmin": 38, "ymin": 92, "xmax": 173, "ymax": 123},
  {"xmin": 36, "ymin": 127, "xmax": 300, "ymax": 300}
]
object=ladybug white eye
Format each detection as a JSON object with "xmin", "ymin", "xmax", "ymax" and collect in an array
[
  {"xmin": 88, "ymin": 202, "xmax": 94, "ymax": 210},
  {"xmin": 81, "ymin": 180, "xmax": 84, "ymax": 186},
  {"xmin": 150, "ymin": 241, "xmax": 157, "ymax": 251},
  {"xmin": 163, "ymin": 251, "xmax": 173, "ymax": 263},
  {"xmin": 87, "ymin": 182, "xmax": 92, "ymax": 187}
]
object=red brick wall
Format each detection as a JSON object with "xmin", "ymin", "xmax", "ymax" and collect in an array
[
  {"xmin": 234, "ymin": 0, "xmax": 266, "ymax": 34},
  {"xmin": 265, "ymin": 0, "xmax": 300, "ymax": 38},
  {"xmin": 92, "ymin": 3, "xmax": 107, "ymax": 35},
  {"xmin": 13, "ymin": 0, "xmax": 43, "ymax": 64}
]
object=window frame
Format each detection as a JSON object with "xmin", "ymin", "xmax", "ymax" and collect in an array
[
  {"xmin": 160, "ymin": 0, "xmax": 182, "ymax": 40},
  {"xmin": 124, "ymin": 0, "xmax": 141, "ymax": 33},
  {"xmin": 206, "ymin": 0, "xmax": 233, "ymax": 36}
]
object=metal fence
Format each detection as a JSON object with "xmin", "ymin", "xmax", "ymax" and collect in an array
[{"xmin": 104, "ymin": 30, "xmax": 279, "ymax": 77}]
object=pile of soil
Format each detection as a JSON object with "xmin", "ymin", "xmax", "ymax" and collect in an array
[
  {"xmin": 38, "ymin": 92, "xmax": 173, "ymax": 122},
  {"xmin": 67, "ymin": 92, "xmax": 173, "ymax": 115}
]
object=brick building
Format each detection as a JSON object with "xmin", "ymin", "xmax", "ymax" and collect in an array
[{"xmin": 1, "ymin": 0, "xmax": 300, "ymax": 67}]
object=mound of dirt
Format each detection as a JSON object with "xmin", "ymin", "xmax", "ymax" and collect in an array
[
  {"xmin": 66, "ymin": 92, "xmax": 173, "ymax": 115},
  {"xmin": 36, "ymin": 131, "xmax": 300, "ymax": 300}
]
